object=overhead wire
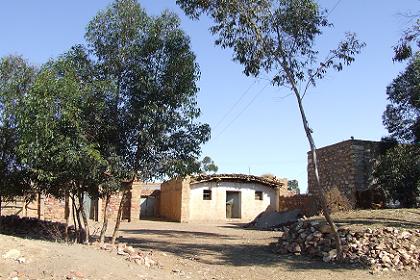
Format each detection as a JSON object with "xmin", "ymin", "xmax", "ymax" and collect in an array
[
  {"xmin": 213, "ymin": 80, "xmax": 257, "ymax": 130},
  {"xmin": 327, "ymin": 0, "xmax": 343, "ymax": 17},
  {"xmin": 212, "ymin": 82, "xmax": 270, "ymax": 141}
]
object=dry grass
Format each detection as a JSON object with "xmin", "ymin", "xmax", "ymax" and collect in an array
[{"xmin": 308, "ymin": 208, "xmax": 420, "ymax": 231}]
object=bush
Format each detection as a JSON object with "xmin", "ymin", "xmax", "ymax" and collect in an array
[
  {"xmin": 325, "ymin": 186, "xmax": 353, "ymax": 212},
  {"xmin": 373, "ymin": 144, "xmax": 420, "ymax": 208}
]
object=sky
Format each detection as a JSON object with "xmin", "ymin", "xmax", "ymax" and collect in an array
[{"xmin": 0, "ymin": 0, "xmax": 418, "ymax": 192}]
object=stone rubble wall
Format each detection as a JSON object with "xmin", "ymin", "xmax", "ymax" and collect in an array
[{"xmin": 307, "ymin": 139, "xmax": 380, "ymax": 209}]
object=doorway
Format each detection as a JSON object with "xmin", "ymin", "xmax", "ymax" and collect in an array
[
  {"xmin": 140, "ymin": 195, "xmax": 157, "ymax": 218},
  {"xmin": 226, "ymin": 191, "xmax": 241, "ymax": 218}
]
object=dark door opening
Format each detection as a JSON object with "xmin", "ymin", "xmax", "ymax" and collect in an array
[
  {"xmin": 140, "ymin": 195, "xmax": 157, "ymax": 218},
  {"xmin": 122, "ymin": 191, "xmax": 132, "ymax": 222},
  {"xmin": 226, "ymin": 191, "xmax": 241, "ymax": 218}
]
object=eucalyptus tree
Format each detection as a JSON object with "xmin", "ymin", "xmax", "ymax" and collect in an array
[
  {"xmin": 0, "ymin": 56, "xmax": 35, "ymax": 215},
  {"xmin": 393, "ymin": 17, "xmax": 419, "ymax": 62},
  {"xmin": 383, "ymin": 53, "xmax": 420, "ymax": 144},
  {"xmin": 85, "ymin": 0, "xmax": 210, "ymax": 243},
  {"xmin": 17, "ymin": 46, "xmax": 109, "ymax": 242},
  {"xmin": 176, "ymin": 0, "xmax": 365, "ymax": 256},
  {"xmin": 374, "ymin": 52, "xmax": 420, "ymax": 207}
]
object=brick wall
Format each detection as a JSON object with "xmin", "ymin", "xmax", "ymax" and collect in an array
[
  {"xmin": 43, "ymin": 194, "xmax": 66, "ymax": 221},
  {"xmin": 308, "ymin": 139, "xmax": 380, "ymax": 208},
  {"xmin": 0, "ymin": 196, "xmax": 39, "ymax": 218}
]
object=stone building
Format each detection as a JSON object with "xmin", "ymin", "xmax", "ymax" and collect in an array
[
  {"xmin": 307, "ymin": 139, "xmax": 381, "ymax": 207},
  {"xmin": 159, "ymin": 174, "xmax": 288, "ymax": 222}
]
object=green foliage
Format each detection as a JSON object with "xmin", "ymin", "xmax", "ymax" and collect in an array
[
  {"xmin": 373, "ymin": 143, "xmax": 420, "ymax": 208},
  {"xmin": 17, "ymin": 47, "xmax": 108, "ymax": 197},
  {"xmin": 383, "ymin": 53, "xmax": 420, "ymax": 144},
  {"xmin": 200, "ymin": 156, "xmax": 218, "ymax": 173},
  {"xmin": 287, "ymin": 179, "xmax": 300, "ymax": 194},
  {"xmin": 0, "ymin": 56, "xmax": 35, "ymax": 197},
  {"xmin": 86, "ymin": 0, "xmax": 210, "ymax": 181},
  {"xmin": 393, "ymin": 17, "xmax": 419, "ymax": 62}
]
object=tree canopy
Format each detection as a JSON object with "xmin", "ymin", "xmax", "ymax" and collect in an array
[
  {"xmin": 86, "ymin": 0, "xmax": 210, "ymax": 181},
  {"xmin": 383, "ymin": 53, "xmax": 420, "ymax": 144},
  {"xmin": 0, "ymin": 56, "xmax": 35, "ymax": 199}
]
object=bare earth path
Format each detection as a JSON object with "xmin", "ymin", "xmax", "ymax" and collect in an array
[
  {"xmin": 1, "ymin": 219, "xmax": 420, "ymax": 279},
  {"xmin": 117, "ymin": 220, "xmax": 420, "ymax": 280}
]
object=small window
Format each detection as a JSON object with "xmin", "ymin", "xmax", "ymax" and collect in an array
[
  {"xmin": 255, "ymin": 191, "xmax": 263, "ymax": 200},
  {"xmin": 203, "ymin": 189, "xmax": 212, "ymax": 200}
]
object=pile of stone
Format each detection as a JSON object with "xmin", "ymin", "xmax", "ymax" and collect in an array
[
  {"xmin": 272, "ymin": 220, "xmax": 420, "ymax": 272},
  {"xmin": 99, "ymin": 242, "xmax": 158, "ymax": 268}
]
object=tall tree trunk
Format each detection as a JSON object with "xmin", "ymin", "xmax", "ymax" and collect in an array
[
  {"xmin": 72, "ymin": 195, "xmax": 84, "ymax": 243},
  {"xmin": 78, "ymin": 191, "xmax": 90, "ymax": 244},
  {"xmin": 99, "ymin": 193, "xmax": 111, "ymax": 244},
  {"xmin": 71, "ymin": 197, "xmax": 78, "ymax": 243},
  {"xmin": 293, "ymin": 91, "xmax": 342, "ymax": 258},
  {"xmin": 64, "ymin": 193, "xmax": 70, "ymax": 242},
  {"xmin": 111, "ymin": 189, "xmax": 128, "ymax": 245}
]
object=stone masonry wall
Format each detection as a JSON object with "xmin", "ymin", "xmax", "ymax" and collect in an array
[{"xmin": 307, "ymin": 139, "xmax": 380, "ymax": 208}]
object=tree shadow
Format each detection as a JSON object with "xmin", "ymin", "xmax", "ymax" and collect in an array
[
  {"xmin": 332, "ymin": 217, "xmax": 420, "ymax": 229},
  {"xmin": 120, "ymin": 228, "xmax": 234, "ymax": 240},
  {"xmin": 117, "ymin": 229, "xmax": 362, "ymax": 271}
]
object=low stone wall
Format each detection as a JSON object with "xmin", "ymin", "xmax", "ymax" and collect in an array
[{"xmin": 278, "ymin": 194, "xmax": 318, "ymax": 217}]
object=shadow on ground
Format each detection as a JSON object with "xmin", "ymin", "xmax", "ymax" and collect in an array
[
  {"xmin": 120, "ymin": 229, "xmax": 235, "ymax": 240},
  {"xmin": 332, "ymin": 217, "xmax": 420, "ymax": 229},
  {"xmin": 118, "ymin": 228, "xmax": 363, "ymax": 272}
]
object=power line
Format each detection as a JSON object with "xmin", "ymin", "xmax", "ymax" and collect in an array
[
  {"xmin": 213, "ymin": 80, "xmax": 257, "ymax": 130},
  {"xmin": 213, "ymin": 82, "xmax": 270, "ymax": 141},
  {"xmin": 327, "ymin": 0, "xmax": 343, "ymax": 17}
]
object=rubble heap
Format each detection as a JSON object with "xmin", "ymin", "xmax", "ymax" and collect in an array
[
  {"xmin": 98, "ymin": 242, "xmax": 158, "ymax": 268},
  {"xmin": 272, "ymin": 220, "xmax": 420, "ymax": 272}
]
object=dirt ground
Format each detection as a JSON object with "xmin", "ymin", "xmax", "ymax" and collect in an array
[
  {"xmin": 310, "ymin": 208, "xmax": 420, "ymax": 231},
  {"xmin": 2, "ymin": 214, "xmax": 420, "ymax": 280}
]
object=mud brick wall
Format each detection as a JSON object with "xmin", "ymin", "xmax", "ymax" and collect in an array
[
  {"xmin": 278, "ymin": 194, "xmax": 318, "ymax": 217},
  {"xmin": 0, "ymin": 197, "xmax": 39, "ymax": 218},
  {"xmin": 307, "ymin": 139, "xmax": 380, "ymax": 208},
  {"xmin": 102, "ymin": 192, "xmax": 126, "ymax": 222},
  {"xmin": 160, "ymin": 177, "xmax": 188, "ymax": 222},
  {"xmin": 43, "ymin": 195, "xmax": 66, "ymax": 221}
]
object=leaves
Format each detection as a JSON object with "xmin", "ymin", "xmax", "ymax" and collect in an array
[
  {"xmin": 373, "ymin": 143, "xmax": 420, "ymax": 208},
  {"xmin": 86, "ymin": 0, "xmax": 210, "ymax": 181},
  {"xmin": 177, "ymin": 0, "xmax": 365, "ymax": 93},
  {"xmin": 383, "ymin": 53, "xmax": 420, "ymax": 143},
  {"xmin": 393, "ymin": 18, "xmax": 419, "ymax": 62},
  {"xmin": 0, "ymin": 56, "xmax": 35, "ymax": 197}
]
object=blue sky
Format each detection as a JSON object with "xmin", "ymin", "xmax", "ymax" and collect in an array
[{"xmin": 0, "ymin": 0, "xmax": 418, "ymax": 191}]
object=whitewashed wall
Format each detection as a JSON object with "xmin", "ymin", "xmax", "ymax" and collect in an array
[{"xmin": 188, "ymin": 181, "xmax": 277, "ymax": 222}]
